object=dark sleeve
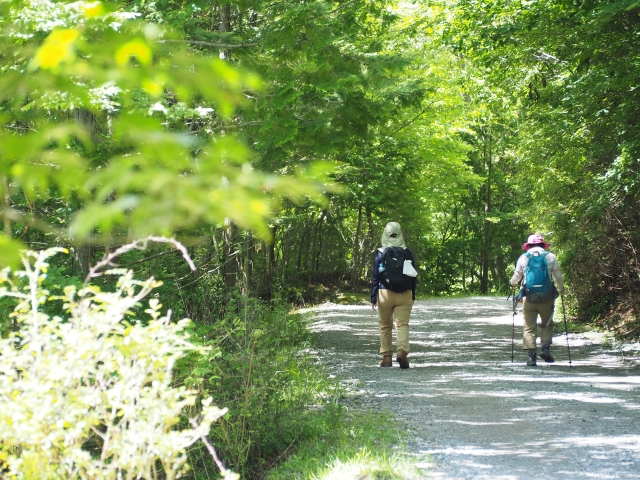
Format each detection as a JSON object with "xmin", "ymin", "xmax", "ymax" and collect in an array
[
  {"xmin": 405, "ymin": 248, "xmax": 417, "ymax": 300},
  {"xmin": 371, "ymin": 249, "xmax": 382, "ymax": 304}
]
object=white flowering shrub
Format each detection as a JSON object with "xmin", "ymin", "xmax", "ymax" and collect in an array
[{"xmin": 0, "ymin": 249, "xmax": 236, "ymax": 480}]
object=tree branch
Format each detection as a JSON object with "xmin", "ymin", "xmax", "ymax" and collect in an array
[
  {"xmin": 159, "ymin": 39, "xmax": 259, "ymax": 49},
  {"xmin": 86, "ymin": 236, "xmax": 196, "ymax": 284}
]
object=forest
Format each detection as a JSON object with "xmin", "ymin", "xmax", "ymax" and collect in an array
[{"xmin": 1, "ymin": 0, "xmax": 639, "ymax": 478}]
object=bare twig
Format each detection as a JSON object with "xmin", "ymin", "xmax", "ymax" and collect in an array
[
  {"xmin": 378, "ymin": 101, "xmax": 438, "ymax": 150},
  {"xmin": 257, "ymin": 432, "xmax": 301, "ymax": 480},
  {"xmin": 117, "ymin": 249, "xmax": 182, "ymax": 268},
  {"xmin": 189, "ymin": 419, "xmax": 236, "ymax": 479},
  {"xmin": 86, "ymin": 236, "xmax": 196, "ymax": 284},
  {"xmin": 0, "ymin": 206, "xmax": 68, "ymax": 239},
  {"xmin": 159, "ymin": 39, "xmax": 258, "ymax": 49},
  {"xmin": 3, "ymin": 124, "xmax": 38, "ymax": 132},
  {"xmin": 209, "ymin": 121, "xmax": 263, "ymax": 132}
]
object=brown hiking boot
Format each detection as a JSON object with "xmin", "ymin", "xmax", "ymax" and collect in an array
[
  {"xmin": 396, "ymin": 349, "xmax": 409, "ymax": 369},
  {"xmin": 540, "ymin": 344, "xmax": 555, "ymax": 363},
  {"xmin": 379, "ymin": 355, "xmax": 392, "ymax": 367}
]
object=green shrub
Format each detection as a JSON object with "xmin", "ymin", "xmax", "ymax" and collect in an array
[
  {"xmin": 0, "ymin": 248, "xmax": 235, "ymax": 480},
  {"xmin": 178, "ymin": 294, "xmax": 337, "ymax": 478}
]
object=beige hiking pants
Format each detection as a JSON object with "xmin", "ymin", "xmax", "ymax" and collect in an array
[
  {"xmin": 522, "ymin": 297, "xmax": 555, "ymax": 351},
  {"xmin": 378, "ymin": 289, "xmax": 413, "ymax": 355}
]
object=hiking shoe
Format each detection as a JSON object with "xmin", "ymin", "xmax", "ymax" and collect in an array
[
  {"xmin": 379, "ymin": 355, "xmax": 392, "ymax": 367},
  {"xmin": 540, "ymin": 344, "xmax": 555, "ymax": 363},
  {"xmin": 527, "ymin": 352, "xmax": 537, "ymax": 366},
  {"xmin": 397, "ymin": 349, "xmax": 410, "ymax": 369}
]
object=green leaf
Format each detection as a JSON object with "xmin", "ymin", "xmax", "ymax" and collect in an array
[{"xmin": 0, "ymin": 236, "xmax": 24, "ymax": 269}]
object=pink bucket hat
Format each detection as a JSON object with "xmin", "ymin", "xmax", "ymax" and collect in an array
[{"xmin": 522, "ymin": 233, "xmax": 550, "ymax": 250}]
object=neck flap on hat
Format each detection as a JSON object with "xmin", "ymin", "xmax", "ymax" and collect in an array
[{"xmin": 381, "ymin": 222, "xmax": 407, "ymax": 248}]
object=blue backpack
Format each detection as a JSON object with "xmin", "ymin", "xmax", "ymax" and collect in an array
[{"xmin": 524, "ymin": 251, "xmax": 557, "ymax": 302}]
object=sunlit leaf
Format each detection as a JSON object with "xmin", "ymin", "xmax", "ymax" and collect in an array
[
  {"xmin": 115, "ymin": 38, "xmax": 152, "ymax": 66},
  {"xmin": 30, "ymin": 29, "xmax": 80, "ymax": 71},
  {"xmin": 0, "ymin": 236, "xmax": 24, "ymax": 269}
]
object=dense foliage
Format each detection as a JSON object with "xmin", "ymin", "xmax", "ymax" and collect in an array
[
  {"xmin": 2, "ymin": 0, "xmax": 640, "ymax": 477},
  {"xmin": 444, "ymin": 0, "xmax": 640, "ymax": 332}
]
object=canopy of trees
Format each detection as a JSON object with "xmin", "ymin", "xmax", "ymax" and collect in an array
[
  {"xmin": 1, "ymin": 0, "xmax": 638, "ymax": 330},
  {"xmin": 1, "ymin": 0, "xmax": 640, "ymax": 475}
]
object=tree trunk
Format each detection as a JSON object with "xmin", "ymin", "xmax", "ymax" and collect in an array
[
  {"xmin": 1, "ymin": 178, "xmax": 12, "ymax": 338},
  {"xmin": 218, "ymin": 2, "xmax": 231, "ymax": 59},
  {"xmin": 0, "ymin": 176, "xmax": 11, "ymax": 237},
  {"xmin": 74, "ymin": 108, "xmax": 98, "ymax": 278},
  {"xmin": 314, "ymin": 210, "xmax": 326, "ymax": 271},
  {"xmin": 364, "ymin": 206, "xmax": 375, "ymax": 280},
  {"xmin": 223, "ymin": 221, "xmax": 238, "ymax": 290},
  {"xmin": 481, "ymin": 133, "xmax": 492, "ymax": 294},
  {"xmin": 242, "ymin": 232, "xmax": 253, "ymax": 296},
  {"xmin": 296, "ymin": 222, "xmax": 308, "ymax": 272},
  {"xmin": 266, "ymin": 224, "xmax": 278, "ymax": 298},
  {"xmin": 462, "ymin": 215, "xmax": 467, "ymax": 293},
  {"xmin": 350, "ymin": 204, "xmax": 363, "ymax": 286}
]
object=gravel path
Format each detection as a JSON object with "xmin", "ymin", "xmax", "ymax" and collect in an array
[{"xmin": 308, "ymin": 297, "xmax": 640, "ymax": 479}]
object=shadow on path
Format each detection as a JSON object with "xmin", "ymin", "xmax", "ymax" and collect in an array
[{"xmin": 309, "ymin": 297, "xmax": 640, "ymax": 479}]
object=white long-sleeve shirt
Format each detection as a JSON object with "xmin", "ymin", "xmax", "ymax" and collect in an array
[{"xmin": 510, "ymin": 247, "xmax": 564, "ymax": 292}]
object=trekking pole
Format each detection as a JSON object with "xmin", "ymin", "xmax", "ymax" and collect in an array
[
  {"xmin": 510, "ymin": 287, "xmax": 516, "ymax": 362},
  {"xmin": 561, "ymin": 293, "xmax": 572, "ymax": 368}
]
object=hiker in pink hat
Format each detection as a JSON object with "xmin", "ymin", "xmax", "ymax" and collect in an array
[
  {"xmin": 521, "ymin": 233, "xmax": 549, "ymax": 251},
  {"xmin": 509, "ymin": 233, "xmax": 564, "ymax": 366}
]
